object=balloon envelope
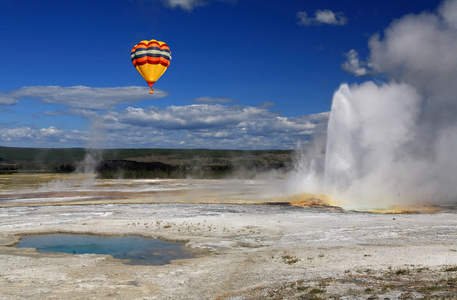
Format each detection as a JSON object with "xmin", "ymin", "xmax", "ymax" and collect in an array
[{"xmin": 131, "ymin": 39, "xmax": 171, "ymax": 94}]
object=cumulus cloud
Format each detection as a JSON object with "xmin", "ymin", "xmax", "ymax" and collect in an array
[
  {"xmin": 43, "ymin": 108, "xmax": 101, "ymax": 119},
  {"xmin": 116, "ymin": 104, "xmax": 253, "ymax": 130},
  {"xmin": 0, "ymin": 125, "xmax": 87, "ymax": 147},
  {"xmin": 368, "ymin": 0, "xmax": 457, "ymax": 128},
  {"xmin": 343, "ymin": 0, "xmax": 457, "ymax": 89},
  {"xmin": 115, "ymin": 104, "xmax": 316, "ymax": 133},
  {"xmin": 161, "ymin": 0, "xmax": 206, "ymax": 10},
  {"xmin": 258, "ymin": 101, "xmax": 275, "ymax": 109},
  {"xmin": 4, "ymin": 86, "xmax": 167, "ymax": 110},
  {"xmin": 0, "ymin": 104, "xmax": 327, "ymax": 149},
  {"xmin": 341, "ymin": 49, "xmax": 372, "ymax": 76},
  {"xmin": 439, "ymin": 0, "xmax": 457, "ymax": 28},
  {"xmin": 111, "ymin": 105, "xmax": 327, "ymax": 149},
  {"xmin": 0, "ymin": 93, "xmax": 18, "ymax": 106},
  {"xmin": 297, "ymin": 9, "xmax": 347, "ymax": 26}
]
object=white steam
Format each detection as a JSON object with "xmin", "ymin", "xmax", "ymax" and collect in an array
[
  {"xmin": 324, "ymin": 82, "xmax": 422, "ymax": 208},
  {"xmin": 289, "ymin": 0, "xmax": 457, "ymax": 208}
]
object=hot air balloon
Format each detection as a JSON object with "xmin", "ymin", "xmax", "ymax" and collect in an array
[{"xmin": 131, "ymin": 39, "xmax": 171, "ymax": 94}]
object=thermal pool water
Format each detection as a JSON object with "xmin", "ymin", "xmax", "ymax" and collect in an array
[{"xmin": 16, "ymin": 234, "xmax": 193, "ymax": 265}]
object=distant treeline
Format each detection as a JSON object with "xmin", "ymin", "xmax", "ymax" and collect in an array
[
  {"xmin": 96, "ymin": 160, "xmax": 235, "ymax": 179},
  {"xmin": 0, "ymin": 147, "xmax": 82, "ymax": 174},
  {"xmin": 0, "ymin": 147, "xmax": 293, "ymax": 178}
]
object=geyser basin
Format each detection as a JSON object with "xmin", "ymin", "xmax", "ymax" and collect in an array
[{"xmin": 16, "ymin": 234, "xmax": 194, "ymax": 265}]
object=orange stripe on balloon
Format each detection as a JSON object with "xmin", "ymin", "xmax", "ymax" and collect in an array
[{"xmin": 147, "ymin": 57, "xmax": 161, "ymax": 63}]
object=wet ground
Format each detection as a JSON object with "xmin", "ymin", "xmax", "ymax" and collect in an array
[{"xmin": 0, "ymin": 173, "xmax": 292, "ymax": 206}]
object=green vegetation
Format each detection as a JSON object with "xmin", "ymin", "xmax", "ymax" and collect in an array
[
  {"xmin": 0, "ymin": 147, "xmax": 85, "ymax": 173},
  {"xmin": 264, "ymin": 265, "xmax": 457, "ymax": 298},
  {"xmin": 0, "ymin": 146, "xmax": 293, "ymax": 178},
  {"xmin": 387, "ymin": 267, "xmax": 411, "ymax": 275},
  {"xmin": 282, "ymin": 254, "xmax": 300, "ymax": 264},
  {"xmin": 443, "ymin": 265, "xmax": 457, "ymax": 272},
  {"xmin": 419, "ymin": 285, "xmax": 444, "ymax": 293},
  {"xmin": 308, "ymin": 288, "xmax": 326, "ymax": 294}
]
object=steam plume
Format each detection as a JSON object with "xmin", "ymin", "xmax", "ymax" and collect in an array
[{"xmin": 289, "ymin": 0, "xmax": 457, "ymax": 208}]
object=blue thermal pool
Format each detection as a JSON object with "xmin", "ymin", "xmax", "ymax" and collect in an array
[{"xmin": 16, "ymin": 234, "xmax": 194, "ymax": 265}]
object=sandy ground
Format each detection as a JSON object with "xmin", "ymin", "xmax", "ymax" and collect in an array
[{"xmin": 1, "ymin": 175, "xmax": 457, "ymax": 299}]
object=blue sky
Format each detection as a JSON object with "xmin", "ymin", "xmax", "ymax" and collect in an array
[{"xmin": 0, "ymin": 0, "xmax": 444, "ymax": 149}]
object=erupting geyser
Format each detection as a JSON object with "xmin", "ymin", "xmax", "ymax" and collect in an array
[
  {"xmin": 289, "ymin": 0, "xmax": 457, "ymax": 209},
  {"xmin": 324, "ymin": 82, "xmax": 422, "ymax": 208}
]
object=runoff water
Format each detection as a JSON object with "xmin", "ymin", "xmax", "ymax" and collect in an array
[{"xmin": 16, "ymin": 234, "xmax": 194, "ymax": 265}]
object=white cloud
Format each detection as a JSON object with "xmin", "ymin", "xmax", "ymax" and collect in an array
[
  {"xmin": 160, "ymin": 0, "xmax": 235, "ymax": 11},
  {"xmin": 110, "ymin": 104, "xmax": 326, "ymax": 148},
  {"xmin": 341, "ymin": 49, "xmax": 371, "ymax": 76},
  {"xmin": 258, "ymin": 101, "xmax": 275, "ymax": 109},
  {"xmin": 297, "ymin": 9, "xmax": 347, "ymax": 26},
  {"xmin": 367, "ymin": 0, "xmax": 457, "ymax": 125},
  {"xmin": 0, "ymin": 125, "xmax": 87, "ymax": 147},
  {"xmin": 315, "ymin": 9, "xmax": 347, "ymax": 25},
  {"xmin": 0, "ymin": 93, "xmax": 18, "ymax": 106},
  {"xmin": 439, "ymin": 0, "xmax": 457, "ymax": 29},
  {"xmin": 117, "ymin": 104, "xmax": 278, "ymax": 130},
  {"xmin": 44, "ymin": 108, "xmax": 100, "ymax": 119},
  {"xmin": 0, "ymin": 104, "xmax": 328, "ymax": 149},
  {"xmin": 343, "ymin": 0, "xmax": 457, "ymax": 88},
  {"xmin": 162, "ymin": 0, "xmax": 206, "ymax": 10},
  {"xmin": 296, "ymin": 11, "xmax": 312, "ymax": 26},
  {"xmin": 5, "ymin": 86, "xmax": 167, "ymax": 110},
  {"xmin": 214, "ymin": 131, "xmax": 228, "ymax": 138}
]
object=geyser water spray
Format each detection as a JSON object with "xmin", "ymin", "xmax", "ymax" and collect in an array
[
  {"xmin": 288, "ymin": 0, "xmax": 457, "ymax": 209},
  {"xmin": 324, "ymin": 82, "xmax": 421, "ymax": 209}
]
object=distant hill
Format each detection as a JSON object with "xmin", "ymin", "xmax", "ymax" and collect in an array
[{"xmin": 0, "ymin": 147, "xmax": 293, "ymax": 178}]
